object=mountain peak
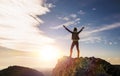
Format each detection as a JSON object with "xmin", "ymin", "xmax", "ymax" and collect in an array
[
  {"xmin": 52, "ymin": 56, "xmax": 120, "ymax": 76},
  {"xmin": 0, "ymin": 66, "xmax": 44, "ymax": 76}
]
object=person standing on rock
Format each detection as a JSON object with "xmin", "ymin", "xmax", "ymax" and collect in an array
[{"xmin": 63, "ymin": 25, "xmax": 84, "ymax": 58}]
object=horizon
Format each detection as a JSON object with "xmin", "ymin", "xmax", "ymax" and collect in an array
[{"xmin": 0, "ymin": 0, "xmax": 120, "ymax": 70}]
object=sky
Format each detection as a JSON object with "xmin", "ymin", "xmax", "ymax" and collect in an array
[{"xmin": 0, "ymin": 0, "xmax": 120, "ymax": 69}]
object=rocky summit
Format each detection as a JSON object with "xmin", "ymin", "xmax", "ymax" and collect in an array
[{"xmin": 52, "ymin": 56, "xmax": 120, "ymax": 76}]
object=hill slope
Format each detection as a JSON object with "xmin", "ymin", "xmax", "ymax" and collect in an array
[
  {"xmin": 0, "ymin": 66, "xmax": 44, "ymax": 76},
  {"xmin": 52, "ymin": 56, "xmax": 120, "ymax": 76}
]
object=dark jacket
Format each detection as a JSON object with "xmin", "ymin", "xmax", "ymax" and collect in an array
[
  {"xmin": 64, "ymin": 26, "xmax": 84, "ymax": 41},
  {"xmin": 72, "ymin": 32, "xmax": 79, "ymax": 41}
]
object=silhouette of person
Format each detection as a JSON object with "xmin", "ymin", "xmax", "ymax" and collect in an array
[{"xmin": 63, "ymin": 25, "xmax": 84, "ymax": 58}]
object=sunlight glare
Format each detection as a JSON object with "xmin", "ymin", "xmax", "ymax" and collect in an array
[{"xmin": 40, "ymin": 45, "xmax": 62, "ymax": 62}]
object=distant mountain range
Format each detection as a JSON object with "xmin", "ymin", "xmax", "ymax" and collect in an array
[
  {"xmin": 52, "ymin": 56, "xmax": 120, "ymax": 76},
  {"xmin": 0, "ymin": 66, "xmax": 44, "ymax": 76}
]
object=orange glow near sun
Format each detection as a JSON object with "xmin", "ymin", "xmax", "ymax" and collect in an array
[{"xmin": 39, "ymin": 45, "xmax": 62, "ymax": 62}]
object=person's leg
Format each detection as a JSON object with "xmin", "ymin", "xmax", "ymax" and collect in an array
[
  {"xmin": 76, "ymin": 41, "xmax": 80, "ymax": 58},
  {"xmin": 70, "ymin": 41, "xmax": 75, "ymax": 58}
]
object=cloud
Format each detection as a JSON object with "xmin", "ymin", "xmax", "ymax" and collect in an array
[
  {"xmin": 50, "ymin": 18, "xmax": 80, "ymax": 29},
  {"xmin": 81, "ymin": 36, "xmax": 101, "ymax": 43},
  {"xmin": 70, "ymin": 14, "xmax": 77, "ymax": 18},
  {"xmin": 58, "ymin": 13, "xmax": 78, "ymax": 21},
  {"xmin": 80, "ymin": 22, "xmax": 120, "ymax": 37},
  {"xmin": 58, "ymin": 16, "xmax": 70, "ymax": 21},
  {"xmin": 87, "ymin": 22, "xmax": 120, "ymax": 34},
  {"xmin": 0, "ymin": 0, "xmax": 54, "ymax": 51},
  {"xmin": 92, "ymin": 8, "xmax": 96, "ymax": 11},
  {"xmin": 80, "ymin": 22, "xmax": 120, "ymax": 43},
  {"xmin": 45, "ymin": 3, "xmax": 56, "ymax": 8},
  {"xmin": 63, "ymin": 17, "xmax": 70, "ymax": 21},
  {"xmin": 54, "ymin": 13, "xmax": 80, "ymax": 29},
  {"xmin": 109, "ymin": 42, "xmax": 112, "ymax": 45},
  {"xmin": 78, "ymin": 10, "xmax": 85, "ymax": 15}
]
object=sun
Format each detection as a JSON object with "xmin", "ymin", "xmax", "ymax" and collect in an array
[{"xmin": 39, "ymin": 45, "xmax": 62, "ymax": 62}]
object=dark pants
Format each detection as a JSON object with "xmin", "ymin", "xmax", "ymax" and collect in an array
[{"xmin": 70, "ymin": 41, "xmax": 80, "ymax": 58}]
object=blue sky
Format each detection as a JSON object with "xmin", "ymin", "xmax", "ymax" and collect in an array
[
  {"xmin": 39, "ymin": 0, "xmax": 120, "ymax": 58},
  {"xmin": 0, "ymin": 0, "xmax": 120, "ymax": 69}
]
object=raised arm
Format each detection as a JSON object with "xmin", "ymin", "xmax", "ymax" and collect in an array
[
  {"xmin": 63, "ymin": 25, "xmax": 72, "ymax": 33},
  {"xmin": 78, "ymin": 27, "xmax": 85, "ymax": 34}
]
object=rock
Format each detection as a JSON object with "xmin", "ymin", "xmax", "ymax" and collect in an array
[
  {"xmin": 0, "ymin": 66, "xmax": 44, "ymax": 76},
  {"xmin": 52, "ymin": 56, "xmax": 120, "ymax": 76}
]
